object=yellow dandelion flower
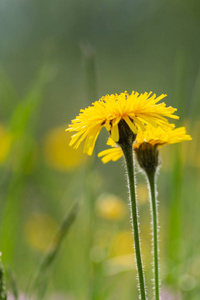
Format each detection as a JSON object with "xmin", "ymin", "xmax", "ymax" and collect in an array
[
  {"xmin": 66, "ymin": 91, "xmax": 178, "ymax": 156},
  {"xmin": 98, "ymin": 125, "xmax": 192, "ymax": 164},
  {"xmin": 134, "ymin": 125, "xmax": 192, "ymax": 148}
]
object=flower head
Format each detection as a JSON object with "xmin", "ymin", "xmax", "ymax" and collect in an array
[
  {"xmin": 134, "ymin": 125, "xmax": 192, "ymax": 148},
  {"xmin": 66, "ymin": 91, "xmax": 178, "ymax": 155},
  {"xmin": 98, "ymin": 125, "xmax": 192, "ymax": 164}
]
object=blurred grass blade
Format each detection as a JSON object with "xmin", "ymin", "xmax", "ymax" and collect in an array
[
  {"xmin": 31, "ymin": 202, "xmax": 79, "ymax": 300},
  {"xmin": 167, "ymin": 51, "xmax": 189, "ymax": 286},
  {"xmin": 80, "ymin": 43, "xmax": 98, "ymax": 102},
  {"xmin": 7, "ymin": 269, "xmax": 18, "ymax": 300},
  {"xmin": 173, "ymin": 50, "xmax": 188, "ymax": 117},
  {"xmin": 0, "ymin": 254, "xmax": 7, "ymax": 300},
  {"xmin": 188, "ymin": 68, "xmax": 200, "ymax": 120},
  {"xmin": 0, "ymin": 67, "xmax": 18, "ymax": 119},
  {"xmin": 81, "ymin": 43, "xmax": 100, "ymax": 300},
  {"xmin": 9, "ymin": 65, "xmax": 56, "ymax": 136},
  {"xmin": 167, "ymin": 145, "xmax": 183, "ymax": 285},
  {"xmin": 0, "ymin": 66, "xmax": 55, "ymax": 264}
]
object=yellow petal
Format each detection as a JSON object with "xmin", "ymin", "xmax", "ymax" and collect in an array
[
  {"xmin": 83, "ymin": 125, "xmax": 102, "ymax": 155},
  {"xmin": 105, "ymin": 120, "xmax": 111, "ymax": 131},
  {"xmin": 123, "ymin": 116, "xmax": 137, "ymax": 133},
  {"xmin": 110, "ymin": 124, "xmax": 119, "ymax": 142},
  {"xmin": 98, "ymin": 147, "xmax": 123, "ymax": 163}
]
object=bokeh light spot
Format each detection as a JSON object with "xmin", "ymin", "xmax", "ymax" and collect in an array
[
  {"xmin": 43, "ymin": 125, "xmax": 86, "ymax": 171},
  {"xmin": 24, "ymin": 213, "xmax": 58, "ymax": 252}
]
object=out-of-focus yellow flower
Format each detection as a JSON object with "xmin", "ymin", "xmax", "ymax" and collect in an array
[
  {"xmin": 137, "ymin": 183, "xmax": 149, "ymax": 203},
  {"xmin": 0, "ymin": 124, "xmax": 37, "ymax": 173},
  {"xmin": 67, "ymin": 91, "xmax": 178, "ymax": 156},
  {"xmin": 43, "ymin": 125, "xmax": 86, "ymax": 171},
  {"xmin": 106, "ymin": 231, "xmax": 148, "ymax": 271},
  {"xmin": 108, "ymin": 230, "xmax": 150, "ymax": 261},
  {"xmin": 98, "ymin": 125, "xmax": 192, "ymax": 164},
  {"xmin": 95, "ymin": 193, "xmax": 127, "ymax": 220},
  {"xmin": 181, "ymin": 120, "xmax": 200, "ymax": 168},
  {"xmin": 104, "ymin": 254, "xmax": 135, "ymax": 275},
  {"xmin": 0, "ymin": 125, "xmax": 12, "ymax": 164},
  {"xmin": 24, "ymin": 214, "xmax": 58, "ymax": 252},
  {"xmin": 95, "ymin": 229, "xmax": 151, "ymax": 274},
  {"xmin": 109, "ymin": 231, "xmax": 134, "ymax": 258}
]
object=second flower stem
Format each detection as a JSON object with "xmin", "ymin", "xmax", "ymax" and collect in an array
[
  {"xmin": 122, "ymin": 144, "xmax": 147, "ymax": 300},
  {"xmin": 147, "ymin": 172, "xmax": 160, "ymax": 300}
]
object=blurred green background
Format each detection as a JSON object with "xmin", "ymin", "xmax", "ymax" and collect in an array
[{"xmin": 0, "ymin": 0, "xmax": 200, "ymax": 299}]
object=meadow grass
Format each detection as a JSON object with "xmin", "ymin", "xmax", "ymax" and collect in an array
[{"xmin": 0, "ymin": 58, "xmax": 199, "ymax": 300}]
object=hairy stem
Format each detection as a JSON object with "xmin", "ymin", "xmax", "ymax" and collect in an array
[
  {"xmin": 147, "ymin": 172, "xmax": 160, "ymax": 300},
  {"xmin": 122, "ymin": 144, "xmax": 147, "ymax": 300}
]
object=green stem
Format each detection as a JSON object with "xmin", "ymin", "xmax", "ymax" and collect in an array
[
  {"xmin": 122, "ymin": 144, "xmax": 147, "ymax": 300},
  {"xmin": 147, "ymin": 172, "xmax": 160, "ymax": 300}
]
